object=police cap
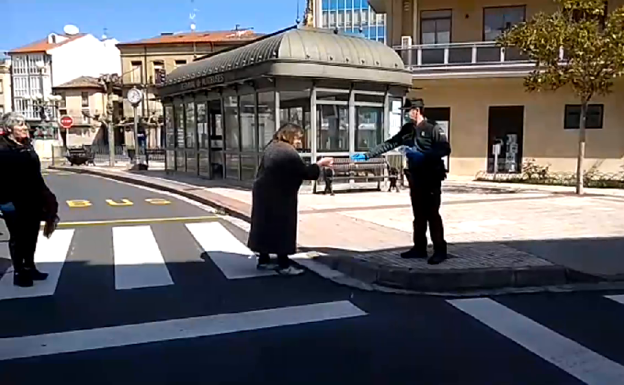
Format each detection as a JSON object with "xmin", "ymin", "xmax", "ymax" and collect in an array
[{"xmin": 400, "ymin": 98, "xmax": 425, "ymax": 110}]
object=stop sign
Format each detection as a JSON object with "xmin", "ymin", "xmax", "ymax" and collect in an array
[{"xmin": 60, "ymin": 115, "xmax": 74, "ymax": 129}]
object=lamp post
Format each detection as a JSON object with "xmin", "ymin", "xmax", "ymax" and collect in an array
[{"xmin": 24, "ymin": 93, "xmax": 62, "ymax": 140}]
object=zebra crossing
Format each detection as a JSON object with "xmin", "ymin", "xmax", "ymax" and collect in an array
[{"xmin": 0, "ymin": 220, "xmax": 278, "ymax": 301}]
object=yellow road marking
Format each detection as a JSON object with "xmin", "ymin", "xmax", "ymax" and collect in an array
[
  {"xmin": 39, "ymin": 215, "xmax": 218, "ymax": 228},
  {"xmin": 67, "ymin": 200, "xmax": 92, "ymax": 208},
  {"xmin": 145, "ymin": 198, "xmax": 171, "ymax": 205},
  {"xmin": 106, "ymin": 199, "xmax": 134, "ymax": 207}
]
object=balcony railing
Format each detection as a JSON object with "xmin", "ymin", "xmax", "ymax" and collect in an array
[{"xmin": 394, "ymin": 41, "xmax": 534, "ymax": 76}]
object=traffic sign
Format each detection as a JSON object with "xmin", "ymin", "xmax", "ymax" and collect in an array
[{"xmin": 60, "ymin": 115, "xmax": 73, "ymax": 129}]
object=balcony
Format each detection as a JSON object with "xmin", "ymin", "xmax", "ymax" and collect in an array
[{"xmin": 395, "ymin": 41, "xmax": 535, "ymax": 79}]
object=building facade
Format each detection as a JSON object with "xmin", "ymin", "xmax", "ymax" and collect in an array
[
  {"xmin": 369, "ymin": 0, "xmax": 624, "ymax": 177},
  {"xmin": 115, "ymin": 28, "xmax": 263, "ymax": 148},
  {"xmin": 314, "ymin": 0, "xmax": 387, "ymax": 43},
  {"xmin": 0, "ymin": 58, "xmax": 11, "ymax": 115},
  {"xmin": 8, "ymin": 30, "xmax": 121, "ymax": 134},
  {"xmin": 52, "ymin": 76, "xmax": 122, "ymax": 147}
]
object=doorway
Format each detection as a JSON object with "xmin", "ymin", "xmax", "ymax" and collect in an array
[
  {"xmin": 487, "ymin": 106, "xmax": 524, "ymax": 173},
  {"xmin": 426, "ymin": 107, "xmax": 451, "ymax": 172}
]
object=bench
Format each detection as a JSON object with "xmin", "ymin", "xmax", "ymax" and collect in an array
[
  {"xmin": 65, "ymin": 146, "xmax": 95, "ymax": 166},
  {"xmin": 313, "ymin": 157, "xmax": 389, "ymax": 194}
]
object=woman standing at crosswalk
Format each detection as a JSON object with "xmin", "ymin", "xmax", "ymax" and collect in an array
[
  {"xmin": 0, "ymin": 112, "xmax": 59, "ymax": 287},
  {"xmin": 248, "ymin": 123, "xmax": 333, "ymax": 275}
]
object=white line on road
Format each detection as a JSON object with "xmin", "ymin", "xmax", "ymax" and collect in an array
[
  {"xmin": 186, "ymin": 222, "xmax": 276, "ymax": 279},
  {"xmin": 604, "ymin": 295, "xmax": 624, "ymax": 305},
  {"xmin": 113, "ymin": 226, "xmax": 173, "ymax": 290},
  {"xmin": 0, "ymin": 230, "xmax": 75, "ymax": 301},
  {"xmin": 0, "ymin": 300, "xmax": 366, "ymax": 361},
  {"xmin": 448, "ymin": 298, "xmax": 624, "ymax": 385}
]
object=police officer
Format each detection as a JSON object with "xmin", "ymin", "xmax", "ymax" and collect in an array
[{"xmin": 351, "ymin": 98, "xmax": 451, "ymax": 265}]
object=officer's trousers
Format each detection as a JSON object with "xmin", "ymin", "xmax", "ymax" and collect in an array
[
  {"xmin": 3, "ymin": 210, "xmax": 41, "ymax": 272},
  {"xmin": 405, "ymin": 172, "xmax": 447, "ymax": 255}
]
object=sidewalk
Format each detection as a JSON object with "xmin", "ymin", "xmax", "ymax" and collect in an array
[{"xmin": 51, "ymin": 164, "xmax": 624, "ymax": 292}]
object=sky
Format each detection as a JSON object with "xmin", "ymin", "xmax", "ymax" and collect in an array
[{"xmin": 2, "ymin": 0, "xmax": 306, "ymax": 51}]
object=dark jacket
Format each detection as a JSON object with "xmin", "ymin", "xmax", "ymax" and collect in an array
[
  {"xmin": 0, "ymin": 135, "xmax": 58, "ymax": 219},
  {"xmin": 247, "ymin": 141, "xmax": 320, "ymax": 256},
  {"xmin": 365, "ymin": 119, "xmax": 451, "ymax": 181}
]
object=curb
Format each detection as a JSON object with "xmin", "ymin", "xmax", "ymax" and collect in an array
[
  {"xmin": 51, "ymin": 165, "xmax": 607, "ymax": 294},
  {"xmin": 313, "ymin": 254, "xmax": 580, "ymax": 292}
]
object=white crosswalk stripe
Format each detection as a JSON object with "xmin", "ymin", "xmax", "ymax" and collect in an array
[
  {"xmin": 0, "ymin": 229, "xmax": 74, "ymax": 301},
  {"xmin": 448, "ymin": 297, "xmax": 624, "ymax": 385},
  {"xmin": 113, "ymin": 225, "xmax": 174, "ymax": 290},
  {"xmin": 186, "ymin": 222, "xmax": 276, "ymax": 279}
]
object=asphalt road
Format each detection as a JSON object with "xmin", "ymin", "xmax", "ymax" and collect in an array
[{"xmin": 1, "ymin": 172, "xmax": 624, "ymax": 385}]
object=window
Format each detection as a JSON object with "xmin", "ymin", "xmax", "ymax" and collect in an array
[
  {"xmin": 483, "ymin": 6, "xmax": 525, "ymax": 41},
  {"xmin": 0, "ymin": 106, "xmax": 4, "ymax": 115},
  {"xmin": 317, "ymin": 105, "xmax": 349, "ymax": 152},
  {"xmin": 239, "ymin": 93, "xmax": 256, "ymax": 151},
  {"xmin": 165, "ymin": 105, "xmax": 175, "ymax": 148},
  {"xmin": 82, "ymin": 109, "xmax": 91, "ymax": 124},
  {"xmin": 153, "ymin": 61, "xmax": 165, "ymax": 84},
  {"xmin": 81, "ymin": 92, "xmax": 89, "ymax": 107},
  {"xmin": 174, "ymin": 60, "xmax": 187, "ymax": 69},
  {"xmin": 356, "ymin": 107, "xmax": 383, "ymax": 151},
  {"xmin": 224, "ymin": 96, "xmax": 239, "ymax": 151},
  {"xmin": 564, "ymin": 104, "xmax": 604, "ymax": 129},
  {"xmin": 197, "ymin": 102, "xmax": 208, "ymax": 149},
  {"xmin": 258, "ymin": 91, "xmax": 276, "ymax": 148},
  {"xmin": 175, "ymin": 102, "xmax": 185, "ymax": 148},
  {"xmin": 0, "ymin": 79, "xmax": 3, "ymax": 94},
  {"xmin": 186, "ymin": 102, "xmax": 196, "ymax": 148},
  {"xmin": 421, "ymin": 10, "xmax": 452, "ymax": 44},
  {"xmin": 57, "ymin": 92, "xmax": 66, "ymax": 108},
  {"xmin": 130, "ymin": 61, "xmax": 142, "ymax": 83}
]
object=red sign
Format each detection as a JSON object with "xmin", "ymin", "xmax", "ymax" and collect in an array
[{"xmin": 60, "ymin": 115, "xmax": 74, "ymax": 129}]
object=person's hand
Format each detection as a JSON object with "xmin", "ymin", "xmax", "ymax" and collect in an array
[
  {"xmin": 317, "ymin": 157, "xmax": 334, "ymax": 168},
  {"xmin": 351, "ymin": 153, "xmax": 367, "ymax": 162},
  {"xmin": 43, "ymin": 216, "xmax": 59, "ymax": 239}
]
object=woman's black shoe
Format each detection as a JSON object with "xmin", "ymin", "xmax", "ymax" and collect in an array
[
  {"xmin": 14, "ymin": 271, "xmax": 34, "ymax": 287},
  {"xmin": 26, "ymin": 268, "xmax": 49, "ymax": 281}
]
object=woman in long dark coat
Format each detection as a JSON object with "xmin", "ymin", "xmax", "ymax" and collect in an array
[
  {"xmin": 248, "ymin": 123, "xmax": 333, "ymax": 276},
  {"xmin": 0, "ymin": 112, "xmax": 59, "ymax": 287}
]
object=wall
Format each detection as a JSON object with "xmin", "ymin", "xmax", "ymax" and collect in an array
[
  {"xmin": 413, "ymin": 77, "xmax": 624, "ymax": 176},
  {"xmin": 49, "ymin": 34, "xmax": 121, "ymax": 87},
  {"xmin": 388, "ymin": 0, "xmax": 624, "ymax": 45}
]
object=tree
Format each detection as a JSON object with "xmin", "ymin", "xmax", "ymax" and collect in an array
[{"xmin": 498, "ymin": 0, "xmax": 624, "ymax": 194}]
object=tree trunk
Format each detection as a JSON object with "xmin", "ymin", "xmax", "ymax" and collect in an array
[{"xmin": 575, "ymin": 100, "xmax": 588, "ymax": 195}]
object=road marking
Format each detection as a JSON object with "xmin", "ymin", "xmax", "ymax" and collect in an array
[
  {"xmin": 186, "ymin": 222, "xmax": 276, "ymax": 279},
  {"xmin": 66, "ymin": 200, "xmax": 92, "ymax": 208},
  {"xmin": 106, "ymin": 199, "xmax": 134, "ymax": 207},
  {"xmin": 605, "ymin": 295, "xmax": 624, "ymax": 305},
  {"xmin": 0, "ymin": 230, "xmax": 75, "ymax": 301},
  {"xmin": 145, "ymin": 198, "xmax": 171, "ymax": 205},
  {"xmin": 448, "ymin": 298, "xmax": 624, "ymax": 385},
  {"xmin": 39, "ymin": 215, "xmax": 218, "ymax": 229},
  {"xmin": 113, "ymin": 225, "xmax": 173, "ymax": 290},
  {"xmin": 0, "ymin": 300, "xmax": 366, "ymax": 361}
]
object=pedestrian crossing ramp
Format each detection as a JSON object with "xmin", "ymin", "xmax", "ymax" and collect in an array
[{"xmin": 0, "ymin": 221, "xmax": 281, "ymax": 301}]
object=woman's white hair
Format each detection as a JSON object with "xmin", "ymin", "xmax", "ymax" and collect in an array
[{"xmin": 0, "ymin": 112, "xmax": 26, "ymax": 133}]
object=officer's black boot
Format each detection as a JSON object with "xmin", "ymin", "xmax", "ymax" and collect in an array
[
  {"xmin": 427, "ymin": 243, "xmax": 448, "ymax": 265},
  {"xmin": 25, "ymin": 267, "xmax": 49, "ymax": 281},
  {"xmin": 400, "ymin": 247, "xmax": 428, "ymax": 259},
  {"xmin": 13, "ymin": 270, "xmax": 34, "ymax": 287}
]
